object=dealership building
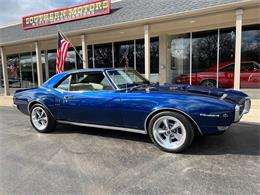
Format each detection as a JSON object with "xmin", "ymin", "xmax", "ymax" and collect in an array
[{"xmin": 0, "ymin": 0, "xmax": 259, "ymax": 97}]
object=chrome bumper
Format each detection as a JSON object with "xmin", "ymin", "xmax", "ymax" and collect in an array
[
  {"xmin": 12, "ymin": 104, "xmax": 18, "ymax": 109},
  {"xmin": 234, "ymin": 97, "xmax": 251, "ymax": 122}
]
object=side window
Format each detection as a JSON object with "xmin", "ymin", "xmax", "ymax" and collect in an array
[
  {"xmin": 241, "ymin": 62, "xmax": 254, "ymax": 71},
  {"xmin": 221, "ymin": 64, "xmax": 234, "ymax": 71},
  {"xmin": 69, "ymin": 72, "xmax": 113, "ymax": 91},
  {"xmin": 56, "ymin": 75, "xmax": 71, "ymax": 91},
  {"xmin": 254, "ymin": 62, "xmax": 260, "ymax": 70}
]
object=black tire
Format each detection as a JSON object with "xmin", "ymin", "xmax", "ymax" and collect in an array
[
  {"xmin": 30, "ymin": 104, "xmax": 56, "ymax": 133},
  {"xmin": 148, "ymin": 111, "xmax": 194, "ymax": 153},
  {"xmin": 201, "ymin": 79, "xmax": 216, "ymax": 88}
]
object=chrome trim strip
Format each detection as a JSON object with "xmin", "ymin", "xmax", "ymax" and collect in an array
[
  {"xmin": 144, "ymin": 108, "xmax": 204, "ymax": 135},
  {"xmin": 57, "ymin": 120, "xmax": 147, "ymax": 134}
]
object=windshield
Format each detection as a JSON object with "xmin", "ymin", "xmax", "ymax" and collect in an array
[{"xmin": 106, "ymin": 69, "xmax": 149, "ymax": 89}]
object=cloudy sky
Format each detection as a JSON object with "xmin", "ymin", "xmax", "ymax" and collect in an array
[{"xmin": 0, "ymin": 0, "xmax": 111, "ymax": 27}]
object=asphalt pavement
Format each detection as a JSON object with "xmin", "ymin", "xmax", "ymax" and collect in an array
[{"xmin": 0, "ymin": 107, "xmax": 259, "ymax": 195}]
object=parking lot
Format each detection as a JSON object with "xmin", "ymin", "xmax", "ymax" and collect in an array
[{"xmin": 0, "ymin": 107, "xmax": 259, "ymax": 195}]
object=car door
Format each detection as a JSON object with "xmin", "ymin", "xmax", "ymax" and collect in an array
[{"xmin": 55, "ymin": 71, "xmax": 122, "ymax": 127}]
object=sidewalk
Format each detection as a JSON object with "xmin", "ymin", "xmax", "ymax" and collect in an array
[{"xmin": 0, "ymin": 96, "xmax": 259, "ymax": 123}]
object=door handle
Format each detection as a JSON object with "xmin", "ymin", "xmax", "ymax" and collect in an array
[{"xmin": 64, "ymin": 95, "xmax": 72, "ymax": 100}]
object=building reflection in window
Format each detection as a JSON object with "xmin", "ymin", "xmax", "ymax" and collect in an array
[
  {"xmin": 192, "ymin": 30, "xmax": 218, "ymax": 87},
  {"xmin": 241, "ymin": 24, "xmax": 260, "ymax": 89},
  {"xmin": 114, "ymin": 40, "xmax": 134, "ymax": 68},
  {"xmin": 64, "ymin": 49, "xmax": 76, "ymax": 71},
  {"xmin": 219, "ymin": 28, "xmax": 235, "ymax": 89},
  {"xmin": 94, "ymin": 43, "xmax": 113, "ymax": 68},
  {"xmin": 7, "ymin": 55, "xmax": 20, "ymax": 88},
  {"xmin": 20, "ymin": 53, "xmax": 35, "ymax": 88},
  {"xmin": 47, "ymin": 50, "xmax": 56, "ymax": 78},
  {"xmin": 77, "ymin": 45, "xmax": 93, "ymax": 69},
  {"xmin": 136, "ymin": 39, "xmax": 145, "ymax": 74},
  {"xmin": 171, "ymin": 34, "xmax": 190, "ymax": 85}
]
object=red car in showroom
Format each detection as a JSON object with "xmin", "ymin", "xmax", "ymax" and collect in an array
[{"xmin": 176, "ymin": 61, "xmax": 260, "ymax": 88}]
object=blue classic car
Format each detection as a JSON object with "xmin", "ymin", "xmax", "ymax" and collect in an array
[{"xmin": 13, "ymin": 68, "xmax": 251, "ymax": 152}]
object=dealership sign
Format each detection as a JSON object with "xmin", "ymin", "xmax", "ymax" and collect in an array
[{"xmin": 22, "ymin": 0, "xmax": 111, "ymax": 30}]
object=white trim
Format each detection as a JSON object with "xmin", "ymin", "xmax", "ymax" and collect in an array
[
  {"xmin": 234, "ymin": 9, "xmax": 243, "ymax": 90},
  {"xmin": 189, "ymin": 32, "xmax": 192, "ymax": 85},
  {"xmin": 134, "ymin": 39, "xmax": 137, "ymax": 70},
  {"xmin": 216, "ymin": 28, "xmax": 220, "ymax": 88},
  {"xmin": 57, "ymin": 120, "xmax": 147, "ymax": 134}
]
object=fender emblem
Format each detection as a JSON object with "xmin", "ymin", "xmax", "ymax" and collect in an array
[
  {"xmin": 222, "ymin": 114, "xmax": 229, "ymax": 118},
  {"xmin": 200, "ymin": 114, "xmax": 220, "ymax": 117}
]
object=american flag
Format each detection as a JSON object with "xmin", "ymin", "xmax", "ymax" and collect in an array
[{"xmin": 56, "ymin": 32, "xmax": 70, "ymax": 74}]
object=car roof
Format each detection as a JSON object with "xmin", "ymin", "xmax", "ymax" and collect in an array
[{"xmin": 42, "ymin": 67, "xmax": 134, "ymax": 88}]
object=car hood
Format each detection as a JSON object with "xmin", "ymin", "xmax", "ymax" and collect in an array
[{"xmin": 130, "ymin": 84, "xmax": 248, "ymax": 104}]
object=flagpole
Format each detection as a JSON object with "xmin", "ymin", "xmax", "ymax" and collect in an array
[{"xmin": 57, "ymin": 29, "xmax": 87, "ymax": 65}]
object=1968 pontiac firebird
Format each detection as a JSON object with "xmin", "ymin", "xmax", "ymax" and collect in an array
[{"xmin": 13, "ymin": 68, "xmax": 251, "ymax": 152}]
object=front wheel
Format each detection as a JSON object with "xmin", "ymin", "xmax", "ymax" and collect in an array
[
  {"xmin": 30, "ymin": 104, "xmax": 56, "ymax": 133},
  {"xmin": 148, "ymin": 111, "xmax": 194, "ymax": 153}
]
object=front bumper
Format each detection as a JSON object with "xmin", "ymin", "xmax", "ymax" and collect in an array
[{"xmin": 234, "ymin": 97, "xmax": 251, "ymax": 122}]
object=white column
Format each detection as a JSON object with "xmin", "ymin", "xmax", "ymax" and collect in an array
[
  {"xmin": 234, "ymin": 9, "xmax": 243, "ymax": 90},
  {"xmin": 0, "ymin": 47, "xmax": 10, "ymax": 96},
  {"xmin": 35, "ymin": 42, "xmax": 43, "ymax": 86},
  {"xmin": 144, "ymin": 25, "xmax": 150, "ymax": 80},
  {"xmin": 81, "ymin": 35, "xmax": 88, "ymax": 69},
  {"xmin": 44, "ymin": 50, "xmax": 49, "ymax": 80},
  {"xmin": 159, "ymin": 34, "xmax": 168, "ymax": 84}
]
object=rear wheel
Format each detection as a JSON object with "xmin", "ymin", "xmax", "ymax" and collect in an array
[
  {"xmin": 30, "ymin": 104, "xmax": 56, "ymax": 133},
  {"xmin": 148, "ymin": 111, "xmax": 194, "ymax": 153},
  {"xmin": 201, "ymin": 79, "xmax": 216, "ymax": 88}
]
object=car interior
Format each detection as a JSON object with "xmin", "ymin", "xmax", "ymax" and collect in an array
[{"xmin": 56, "ymin": 72, "xmax": 113, "ymax": 91}]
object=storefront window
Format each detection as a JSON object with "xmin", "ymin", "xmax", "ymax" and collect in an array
[
  {"xmin": 20, "ymin": 53, "xmax": 35, "ymax": 88},
  {"xmin": 114, "ymin": 41, "xmax": 134, "ymax": 68},
  {"xmin": 136, "ymin": 39, "xmax": 145, "ymax": 74},
  {"xmin": 150, "ymin": 37, "xmax": 159, "ymax": 82},
  {"xmin": 171, "ymin": 34, "xmax": 190, "ymax": 85},
  {"xmin": 77, "ymin": 46, "xmax": 94, "ymax": 69},
  {"xmin": 7, "ymin": 55, "xmax": 20, "ymax": 88},
  {"xmin": 47, "ymin": 50, "xmax": 56, "ymax": 78},
  {"xmin": 94, "ymin": 43, "xmax": 113, "ymax": 68},
  {"xmin": 192, "ymin": 30, "xmax": 218, "ymax": 87},
  {"xmin": 64, "ymin": 49, "xmax": 76, "ymax": 71},
  {"xmin": 219, "ymin": 28, "xmax": 235, "ymax": 89},
  {"xmin": 241, "ymin": 24, "xmax": 260, "ymax": 89}
]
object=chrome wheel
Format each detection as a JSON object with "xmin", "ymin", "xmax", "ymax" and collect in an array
[
  {"xmin": 201, "ymin": 80, "xmax": 216, "ymax": 88},
  {"xmin": 31, "ymin": 107, "xmax": 48, "ymax": 131},
  {"xmin": 152, "ymin": 116, "xmax": 186, "ymax": 150}
]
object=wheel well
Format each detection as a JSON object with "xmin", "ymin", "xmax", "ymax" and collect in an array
[
  {"xmin": 28, "ymin": 101, "xmax": 40, "ymax": 112},
  {"xmin": 145, "ymin": 109, "xmax": 203, "ymax": 135},
  {"xmin": 28, "ymin": 101, "xmax": 56, "ymax": 120}
]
